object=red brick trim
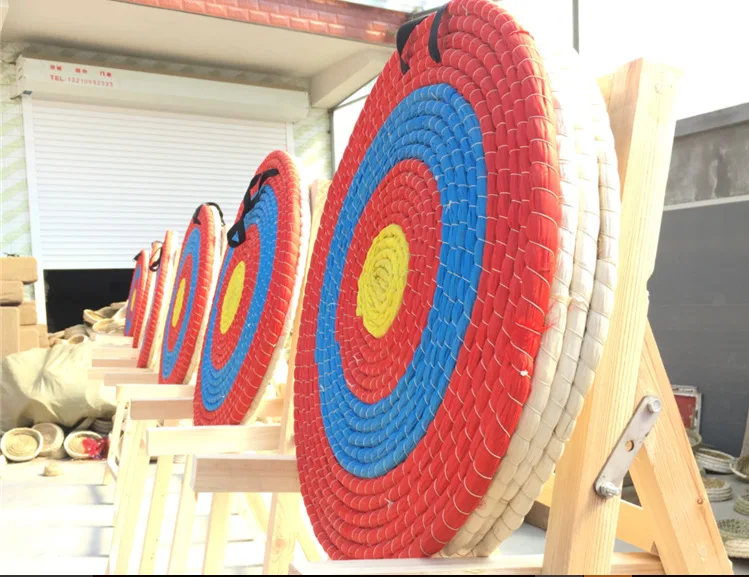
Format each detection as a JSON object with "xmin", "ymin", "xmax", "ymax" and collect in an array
[{"xmin": 118, "ymin": 0, "xmax": 409, "ymax": 44}]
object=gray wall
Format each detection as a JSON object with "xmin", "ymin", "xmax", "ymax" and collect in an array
[{"xmin": 650, "ymin": 105, "xmax": 749, "ymax": 455}]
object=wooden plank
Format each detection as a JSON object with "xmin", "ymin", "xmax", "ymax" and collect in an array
[
  {"xmin": 167, "ymin": 455, "xmax": 198, "ymax": 575},
  {"xmin": 93, "ymin": 334, "xmax": 133, "ymax": 346},
  {"xmin": 630, "ymin": 325, "xmax": 732, "ymax": 573},
  {"xmin": 145, "ymin": 423, "xmax": 281, "ymax": 457},
  {"xmin": 20, "ymin": 325, "xmax": 38, "ymax": 351},
  {"xmin": 294, "ymin": 552, "xmax": 664, "ymax": 575},
  {"xmin": 1, "ymin": 307, "xmax": 21, "ymax": 356},
  {"xmin": 115, "ymin": 383, "xmax": 194, "ymax": 402},
  {"xmin": 191, "ymin": 454, "xmax": 300, "ymax": 494},
  {"xmin": 92, "ymin": 346, "xmax": 139, "ymax": 359},
  {"xmin": 0, "ymin": 256, "xmax": 38, "ymax": 283},
  {"xmin": 130, "ymin": 398, "xmax": 192, "ymax": 421},
  {"xmin": 0, "ymin": 281, "xmax": 23, "ymax": 305},
  {"xmin": 92, "ymin": 357, "xmax": 137, "ymax": 369},
  {"xmin": 202, "ymin": 493, "xmax": 232, "ymax": 575},
  {"xmin": 139, "ymin": 454, "xmax": 175, "ymax": 575},
  {"xmin": 101, "ymin": 369, "xmax": 159, "ymax": 386},
  {"xmin": 543, "ymin": 59, "xmax": 682, "ymax": 575},
  {"xmin": 107, "ymin": 420, "xmax": 151, "ymax": 575},
  {"xmin": 18, "ymin": 301, "xmax": 37, "ymax": 325},
  {"xmin": 536, "ymin": 475, "xmax": 656, "ymax": 553},
  {"xmin": 128, "ymin": 395, "xmax": 280, "ymax": 422},
  {"xmin": 104, "ymin": 399, "xmax": 127, "ymax": 485}
]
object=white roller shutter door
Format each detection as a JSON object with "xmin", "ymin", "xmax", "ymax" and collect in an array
[{"xmin": 31, "ymin": 99, "xmax": 289, "ymax": 269}]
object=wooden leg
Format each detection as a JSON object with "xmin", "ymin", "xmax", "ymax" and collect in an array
[
  {"xmin": 244, "ymin": 493, "xmax": 319, "ymax": 562},
  {"xmin": 202, "ymin": 493, "xmax": 232, "ymax": 575},
  {"xmin": 107, "ymin": 420, "xmax": 150, "ymax": 575},
  {"xmin": 104, "ymin": 399, "xmax": 126, "ymax": 486},
  {"xmin": 542, "ymin": 59, "xmax": 681, "ymax": 575},
  {"xmin": 263, "ymin": 493, "xmax": 301, "ymax": 575},
  {"xmin": 138, "ymin": 454, "xmax": 175, "ymax": 575},
  {"xmin": 630, "ymin": 325, "xmax": 732, "ymax": 573},
  {"xmin": 167, "ymin": 455, "xmax": 197, "ymax": 576},
  {"xmin": 113, "ymin": 406, "xmax": 136, "ymax": 513}
]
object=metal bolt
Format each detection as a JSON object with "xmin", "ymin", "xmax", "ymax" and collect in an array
[
  {"xmin": 597, "ymin": 480, "xmax": 622, "ymax": 500},
  {"xmin": 647, "ymin": 398, "xmax": 662, "ymax": 414}
]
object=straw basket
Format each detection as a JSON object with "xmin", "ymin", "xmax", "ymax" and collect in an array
[
  {"xmin": 695, "ymin": 448, "xmax": 736, "ymax": 474},
  {"xmin": 735, "ymin": 494, "xmax": 749, "ymax": 517},
  {"xmin": 718, "ymin": 519, "xmax": 749, "ymax": 559},
  {"xmin": 32, "ymin": 423, "xmax": 66, "ymax": 459},
  {"xmin": 686, "ymin": 428, "xmax": 702, "ymax": 450},
  {"xmin": 730, "ymin": 455, "xmax": 749, "ymax": 482},
  {"xmin": 1, "ymin": 428, "xmax": 43, "ymax": 462},
  {"xmin": 703, "ymin": 477, "xmax": 733, "ymax": 502},
  {"xmin": 91, "ymin": 418, "xmax": 113, "ymax": 436},
  {"xmin": 64, "ymin": 431, "xmax": 102, "ymax": 460}
]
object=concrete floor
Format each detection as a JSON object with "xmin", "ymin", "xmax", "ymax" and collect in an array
[{"xmin": 0, "ymin": 457, "xmax": 746, "ymax": 574}]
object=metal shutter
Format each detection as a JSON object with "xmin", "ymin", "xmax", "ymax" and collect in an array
[{"xmin": 30, "ymin": 99, "xmax": 289, "ymax": 269}]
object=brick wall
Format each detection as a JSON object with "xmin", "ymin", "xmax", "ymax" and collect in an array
[{"xmin": 117, "ymin": 0, "xmax": 409, "ymax": 44}]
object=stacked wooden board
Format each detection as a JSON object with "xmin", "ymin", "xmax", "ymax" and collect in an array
[{"xmin": 0, "ymin": 256, "xmax": 47, "ymax": 356}]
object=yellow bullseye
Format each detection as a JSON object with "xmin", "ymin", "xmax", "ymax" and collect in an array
[
  {"xmin": 220, "ymin": 261, "xmax": 245, "ymax": 334},
  {"xmin": 171, "ymin": 279, "xmax": 186, "ymax": 327},
  {"xmin": 356, "ymin": 224, "xmax": 409, "ymax": 338},
  {"xmin": 129, "ymin": 292, "xmax": 136, "ymax": 312}
]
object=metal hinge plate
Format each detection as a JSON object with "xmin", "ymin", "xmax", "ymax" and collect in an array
[{"xmin": 595, "ymin": 396, "xmax": 662, "ymax": 499}]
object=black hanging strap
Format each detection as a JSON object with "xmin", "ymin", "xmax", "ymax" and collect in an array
[
  {"xmin": 396, "ymin": 4, "xmax": 446, "ymax": 74},
  {"xmin": 226, "ymin": 168, "xmax": 279, "ymax": 248},
  {"xmin": 149, "ymin": 243, "xmax": 163, "ymax": 271},
  {"xmin": 192, "ymin": 202, "xmax": 225, "ymax": 226}
]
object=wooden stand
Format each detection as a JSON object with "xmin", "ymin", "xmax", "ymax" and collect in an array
[
  {"xmin": 104, "ymin": 389, "xmax": 321, "ymax": 575},
  {"xmin": 185, "ymin": 59, "xmax": 733, "ymax": 575}
]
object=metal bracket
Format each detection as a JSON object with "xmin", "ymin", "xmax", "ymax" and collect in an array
[{"xmin": 595, "ymin": 396, "xmax": 662, "ymax": 499}]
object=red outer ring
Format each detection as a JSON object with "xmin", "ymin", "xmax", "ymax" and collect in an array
[
  {"xmin": 137, "ymin": 231, "xmax": 175, "ymax": 368},
  {"xmin": 132, "ymin": 242, "xmax": 159, "ymax": 348}
]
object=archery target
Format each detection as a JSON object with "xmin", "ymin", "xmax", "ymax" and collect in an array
[
  {"xmin": 193, "ymin": 150, "xmax": 310, "ymax": 425},
  {"xmin": 160, "ymin": 203, "xmax": 225, "ymax": 385}
]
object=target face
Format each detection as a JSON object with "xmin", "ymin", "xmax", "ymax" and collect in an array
[
  {"xmin": 131, "ymin": 242, "xmax": 159, "ymax": 349},
  {"xmin": 124, "ymin": 250, "xmax": 147, "ymax": 337},
  {"xmin": 137, "ymin": 230, "xmax": 176, "ymax": 369},
  {"xmin": 160, "ymin": 204, "xmax": 224, "ymax": 385},
  {"xmin": 193, "ymin": 150, "xmax": 304, "ymax": 425},
  {"xmin": 294, "ymin": 0, "xmax": 561, "ymax": 559}
]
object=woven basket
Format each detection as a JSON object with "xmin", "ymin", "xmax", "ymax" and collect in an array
[
  {"xmin": 718, "ymin": 519, "xmax": 749, "ymax": 559},
  {"xmin": 91, "ymin": 418, "xmax": 113, "ymax": 435},
  {"xmin": 64, "ymin": 431, "xmax": 102, "ymax": 460},
  {"xmin": 1, "ymin": 428, "xmax": 43, "ymax": 462},
  {"xmin": 686, "ymin": 428, "xmax": 702, "ymax": 450},
  {"xmin": 735, "ymin": 494, "xmax": 749, "ymax": 517},
  {"xmin": 730, "ymin": 455, "xmax": 749, "ymax": 482},
  {"xmin": 32, "ymin": 423, "xmax": 66, "ymax": 459},
  {"xmin": 703, "ymin": 477, "xmax": 733, "ymax": 503},
  {"xmin": 695, "ymin": 448, "xmax": 736, "ymax": 474}
]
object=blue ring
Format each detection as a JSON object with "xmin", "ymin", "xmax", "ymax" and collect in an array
[
  {"xmin": 199, "ymin": 185, "xmax": 278, "ymax": 411},
  {"xmin": 317, "ymin": 84, "xmax": 487, "ymax": 479},
  {"xmin": 160, "ymin": 228, "xmax": 200, "ymax": 381}
]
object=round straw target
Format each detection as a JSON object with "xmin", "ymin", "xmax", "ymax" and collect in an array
[
  {"xmin": 137, "ymin": 230, "xmax": 178, "ymax": 369},
  {"xmin": 124, "ymin": 250, "xmax": 148, "ymax": 338},
  {"xmin": 294, "ymin": 0, "xmax": 565, "ymax": 559},
  {"xmin": 132, "ymin": 241, "xmax": 160, "ymax": 349},
  {"xmin": 194, "ymin": 150, "xmax": 309, "ymax": 426},
  {"xmin": 160, "ymin": 203, "xmax": 225, "ymax": 385}
]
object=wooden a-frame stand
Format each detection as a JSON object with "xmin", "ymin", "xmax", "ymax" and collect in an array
[{"xmin": 183, "ymin": 59, "xmax": 733, "ymax": 575}]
